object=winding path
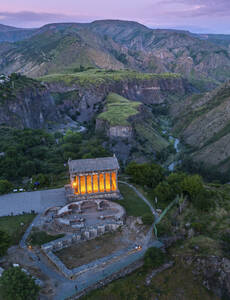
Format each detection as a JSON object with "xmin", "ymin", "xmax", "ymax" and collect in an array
[{"xmin": 19, "ymin": 183, "xmax": 162, "ymax": 300}]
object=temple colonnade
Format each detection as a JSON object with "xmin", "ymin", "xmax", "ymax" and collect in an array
[{"xmin": 72, "ymin": 171, "xmax": 117, "ymax": 195}]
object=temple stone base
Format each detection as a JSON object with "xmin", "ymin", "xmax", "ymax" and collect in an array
[{"xmin": 65, "ymin": 184, "xmax": 122, "ymax": 203}]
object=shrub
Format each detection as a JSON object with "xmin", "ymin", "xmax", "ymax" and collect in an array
[
  {"xmin": 156, "ymin": 222, "xmax": 172, "ymax": 237},
  {"xmin": 144, "ymin": 247, "xmax": 166, "ymax": 269},
  {"xmin": 153, "ymin": 181, "xmax": 175, "ymax": 205},
  {"xmin": 181, "ymin": 174, "xmax": 204, "ymax": 200},
  {"xmin": 192, "ymin": 190, "xmax": 216, "ymax": 212},
  {"xmin": 32, "ymin": 173, "xmax": 50, "ymax": 188},
  {"xmin": 191, "ymin": 222, "xmax": 207, "ymax": 234},
  {"xmin": 0, "ymin": 180, "xmax": 13, "ymax": 195},
  {"xmin": 142, "ymin": 214, "xmax": 154, "ymax": 225},
  {"xmin": 0, "ymin": 267, "xmax": 40, "ymax": 300},
  {"xmin": 0, "ymin": 230, "xmax": 11, "ymax": 257},
  {"xmin": 126, "ymin": 162, "xmax": 164, "ymax": 188}
]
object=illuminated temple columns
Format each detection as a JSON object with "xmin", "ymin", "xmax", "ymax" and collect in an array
[{"xmin": 72, "ymin": 171, "xmax": 117, "ymax": 195}]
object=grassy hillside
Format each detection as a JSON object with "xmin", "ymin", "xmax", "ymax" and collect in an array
[
  {"xmin": 39, "ymin": 68, "xmax": 180, "ymax": 86},
  {"xmin": 98, "ymin": 93, "xmax": 141, "ymax": 126},
  {"xmin": 172, "ymin": 81, "xmax": 230, "ymax": 178}
]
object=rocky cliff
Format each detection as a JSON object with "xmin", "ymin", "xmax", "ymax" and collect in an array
[
  {"xmin": 0, "ymin": 71, "xmax": 191, "ymax": 163},
  {"xmin": 0, "ymin": 74, "xmax": 60, "ymax": 129},
  {"xmin": 41, "ymin": 70, "xmax": 191, "ymax": 123}
]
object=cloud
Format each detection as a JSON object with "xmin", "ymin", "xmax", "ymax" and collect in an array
[
  {"xmin": 153, "ymin": 0, "xmax": 230, "ymax": 17},
  {"xmin": 0, "ymin": 11, "xmax": 94, "ymax": 28}
]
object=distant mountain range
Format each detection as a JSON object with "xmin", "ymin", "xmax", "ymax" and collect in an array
[{"xmin": 0, "ymin": 20, "xmax": 230, "ymax": 87}]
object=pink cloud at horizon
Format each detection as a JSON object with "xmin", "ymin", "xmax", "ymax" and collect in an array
[{"xmin": 0, "ymin": 0, "xmax": 230, "ymax": 33}]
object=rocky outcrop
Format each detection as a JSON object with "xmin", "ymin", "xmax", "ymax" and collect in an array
[
  {"xmin": 46, "ymin": 76, "xmax": 191, "ymax": 123},
  {"xmin": 0, "ymin": 80, "xmax": 60, "ymax": 129},
  {"xmin": 96, "ymin": 119, "xmax": 133, "ymax": 139},
  {"xmin": 183, "ymin": 256, "xmax": 230, "ymax": 299}
]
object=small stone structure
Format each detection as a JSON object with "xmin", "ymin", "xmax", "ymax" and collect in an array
[{"xmin": 66, "ymin": 156, "xmax": 120, "ymax": 202}]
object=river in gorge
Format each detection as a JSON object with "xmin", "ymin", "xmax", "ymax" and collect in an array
[{"xmin": 167, "ymin": 136, "xmax": 181, "ymax": 172}]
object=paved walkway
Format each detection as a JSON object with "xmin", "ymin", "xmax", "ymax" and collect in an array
[{"xmin": 0, "ymin": 188, "xmax": 66, "ymax": 216}]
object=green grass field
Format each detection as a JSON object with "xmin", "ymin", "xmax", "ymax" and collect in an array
[
  {"xmin": 117, "ymin": 183, "xmax": 152, "ymax": 217},
  {"xmin": 0, "ymin": 213, "xmax": 36, "ymax": 245},
  {"xmin": 98, "ymin": 93, "xmax": 141, "ymax": 126},
  {"xmin": 39, "ymin": 68, "xmax": 181, "ymax": 87},
  {"xmin": 28, "ymin": 229, "xmax": 65, "ymax": 246}
]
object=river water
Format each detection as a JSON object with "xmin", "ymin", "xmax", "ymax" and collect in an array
[{"xmin": 168, "ymin": 137, "xmax": 180, "ymax": 171}]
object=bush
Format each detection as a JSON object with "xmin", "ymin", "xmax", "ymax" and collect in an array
[
  {"xmin": 126, "ymin": 162, "xmax": 164, "ymax": 188},
  {"xmin": 153, "ymin": 181, "xmax": 175, "ymax": 205},
  {"xmin": 156, "ymin": 222, "xmax": 172, "ymax": 237},
  {"xmin": 191, "ymin": 222, "xmax": 207, "ymax": 234},
  {"xmin": 0, "ymin": 180, "xmax": 13, "ymax": 195},
  {"xmin": 192, "ymin": 190, "xmax": 216, "ymax": 212},
  {"xmin": 142, "ymin": 214, "xmax": 154, "ymax": 225},
  {"xmin": 167, "ymin": 172, "xmax": 187, "ymax": 195},
  {"xmin": 32, "ymin": 173, "xmax": 50, "ymax": 188},
  {"xmin": 0, "ymin": 230, "xmax": 11, "ymax": 257},
  {"xmin": 144, "ymin": 247, "xmax": 166, "ymax": 269},
  {"xmin": 181, "ymin": 174, "xmax": 204, "ymax": 200},
  {"xmin": 0, "ymin": 267, "xmax": 40, "ymax": 300}
]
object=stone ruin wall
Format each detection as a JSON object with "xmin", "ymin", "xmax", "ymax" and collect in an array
[{"xmin": 41, "ymin": 222, "xmax": 121, "ymax": 279}]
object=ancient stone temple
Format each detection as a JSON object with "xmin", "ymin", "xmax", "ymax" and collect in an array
[{"xmin": 66, "ymin": 156, "xmax": 120, "ymax": 202}]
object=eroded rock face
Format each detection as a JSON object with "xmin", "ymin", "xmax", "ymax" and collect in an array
[
  {"xmin": 183, "ymin": 256, "xmax": 230, "ymax": 299},
  {"xmin": 46, "ymin": 76, "xmax": 191, "ymax": 123},
  {"xmin": 0, "ymin": 86, "xmax": 60, "ymax": 129}
]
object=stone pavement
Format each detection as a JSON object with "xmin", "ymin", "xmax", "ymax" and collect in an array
[{"xmin": 0, "ymin": 188, "xmax": 66, "ymax": 216}]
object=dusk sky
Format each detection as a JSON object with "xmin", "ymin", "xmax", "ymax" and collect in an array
[{"xmin": 0, "ymin": 0, "xmax": 230, "ymax": 34}]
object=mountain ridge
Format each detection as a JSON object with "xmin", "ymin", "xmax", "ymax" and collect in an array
[{"xmin": 0, "ymin": 20, "xmax": 230, "ymax": 87}]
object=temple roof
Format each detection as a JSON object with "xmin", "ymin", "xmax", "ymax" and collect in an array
[{"xmin": 68, "ymin": 156, "xmax": 119, "ymax": 174}]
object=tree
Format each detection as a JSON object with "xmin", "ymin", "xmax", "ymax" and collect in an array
[
  {"xmin": 154, "ymin": 181, "xmax": 175, "ymax": 205},
  {"xmin": 181, "ymin": 174, "xmax": 204, "ymax": 200},
  {"xmin": 32, "ymin": 173, "xmax": 50, "ymax": 188},
  {"xmin": 0, "ymin": 267, "xmax": 40, "ymax": 300},
  {"xmin": 0, "ymin": 230, "xmax": 11, "ymax": 257},
  {"xmin": 166, "ymin": 172, "xmax": 187, "ymax": 195},
  {"xmin": 144, "ymin": 247, "xmax": 166, "ymax": 269},
  {"xmin": 0, "ymin": 180, "xmax": 13, "ymax": 195},
  {"xmin": 63, "ymin": 130, "xmax": 82, "ymax": 144},
  {"xmin": 126, "ymin": 162, "xmax": 164, "ymax": 188}
]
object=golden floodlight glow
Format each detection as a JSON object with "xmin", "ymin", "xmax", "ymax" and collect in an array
[
  {"xmin": 80, "ymin": 176, "xmax": 86, "ymax": 194},
  {"xmin": 73, "ymin": 176, "xmax": 80, "ymax": 195},
  {"xmin": 87, "ymin": 175, "xmax": 93, "ymax": 194},
  {"xmin": 72, "ymin": 182, "xmax": 77, "ymax": 188},
  {"xmin": 93, "ymin": 174, "xmax": 99, "ymax": 193},
  {"xmin": 105, "ymin": 173, "xmax": 111, "ymax": 192},
  {"xmin": 99, "ymin": 173, "xmax": 105, "ymax": 192},
  {"xmin": 112, "ymin": 172, "xmax": 116, "ymax": 191},
  {"xmin": 72, "ymin": 172, "xmax": 117, "ymax": 195}
]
